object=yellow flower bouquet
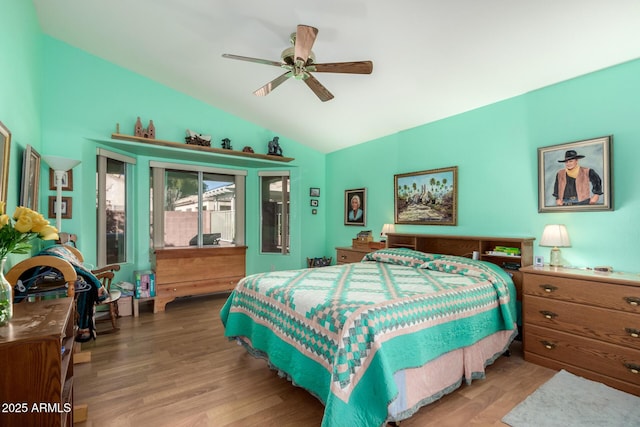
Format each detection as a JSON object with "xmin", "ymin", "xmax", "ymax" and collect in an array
[
  {"xmin": 0, "ymin": 202, "xmax": 59, "ymax": 325},
  {"xmin": 0, "ymin": 203, "xmax": 59, "ymax": 259}
]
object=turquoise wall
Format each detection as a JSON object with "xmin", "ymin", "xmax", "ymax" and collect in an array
[
  {"xmin": 326, "ymin": 59, "xmax": 640, "ymax": 272},
  {"xmin": 38, "ymin": 36, "xmax": 326, "ymax": 277},
  {"xmin": 0, "ymin": 1, "xmax": 42, "ymax": 267},
  {"xmin": 3, "ymin": 2, "xmax": 639, "ymax": 279},
  {"xmin": 2, "ymin": 1, "xmax": 326, "ymax": 278}
]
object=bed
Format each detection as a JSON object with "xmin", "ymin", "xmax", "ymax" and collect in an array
[{"xmin": 221, "ymin": 248, "xmax": 518, "ymax": 427}]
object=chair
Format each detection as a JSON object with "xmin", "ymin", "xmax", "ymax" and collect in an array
[
  {"xmin": 92, "ymin": 264, "xmax": 121, "ymax": 333},
  {"xmin": 61, "ymin": 244, "xmax": 122, "ymax": 333}
]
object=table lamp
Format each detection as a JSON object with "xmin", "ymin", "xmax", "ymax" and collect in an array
[
  {"xmin": 380, "ymin": 223, "xmax": 395, "ymax": 242},
  {"xmin": 540, "ymin": 224, "xmax": 571, "ymax": 267},
  {"xmin": 42, "ymin": 155, "xmax": 81, "ymax": 233}
]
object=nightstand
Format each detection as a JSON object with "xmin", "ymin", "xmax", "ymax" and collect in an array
[
  {"xmin": 521, "ymin": 265, "xmax": 640, "ymax": 396},
  {"xmin": 335, "ymin": 246, "xmax": 372, "ymax": 264}
]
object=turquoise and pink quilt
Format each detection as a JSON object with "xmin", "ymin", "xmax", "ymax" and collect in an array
[{"xmin": 221, "ymin": 252, "xmax": 517, "ymax": 426}]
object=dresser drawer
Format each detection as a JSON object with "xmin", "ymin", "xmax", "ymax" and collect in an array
[
  {"xmin": 336, "ymin": 248, "xmax": 369, "ymax": 264},
  {"xmin": 523, "ymin": 273, "xmax": 640, "ymax": 314},
  {"xmin": 524, "ymin": 296, "xmax": 640, "ymax": 350},
  {"xmin": 525, "ymin": 324, "xmax": 640, "ymax": 386}
]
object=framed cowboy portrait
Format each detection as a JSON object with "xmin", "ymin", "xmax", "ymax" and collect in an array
[{"xmin": 538, "ymin": 135, "xmax": 612, "ymax": 212}]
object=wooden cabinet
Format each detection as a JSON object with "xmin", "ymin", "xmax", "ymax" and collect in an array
[
  {"xmin": 521, "ymin": 266, "xmax": 640, "ymax": 396},
  {"xmin": 335, "ymin": 246, "xmax": 372, "ymax": 265},
  {"xmin": 154, "ymin": 246, "xmax": 247, "ymax": 312},
  {"xmin": 0, "ymin": 298, "xmax": 75, "ymax": 426},
  {"xmin": 385, "ymin": 233, "xmax": 534, "ymax": 301}
]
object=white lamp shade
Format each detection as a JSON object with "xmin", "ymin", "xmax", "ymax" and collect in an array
[
  {"xmin": 540, "ymin": 224, "xmax": 571, "ymax": 247},
  {"xmin": 381, "ymin": 223, "xmax": 395, "ymax": 236},
  {"xmin": 42, "ymin": 155, "xmax": 81, "ymax": 172}
]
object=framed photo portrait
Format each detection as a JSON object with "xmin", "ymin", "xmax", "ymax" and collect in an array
[
  {"xmin": 0, "ymin": 121, "xmax": 11, "ymax": 210},
  {"xmin": 48, "ymin": 196, "xmax": 72, "ymax": 219},
  {"xmin": 538, "ymin": 136, "xmax": 612, "ymax": 212},
  {"xmin": 20, "ymin": 145, "xmax": 41, "ymax": 211},
  {"xmin": 49, "ymin": 168, "xmax": 73, "ymax": 191},
  {"xmin": 344, "ymin": 188, "xmax": 366, "ymax": 226},
  {"xmin": 394, "ymin": 166, "xmax": 458, "ymax": 225},
  {"xmin": 309, "ymin": 187, "xmax": 320, "ymax": 197}
]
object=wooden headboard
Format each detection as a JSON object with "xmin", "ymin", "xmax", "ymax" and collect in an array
[{"xmin": 385, "ymin": 233, "xmax": 535, "ymax": 300}]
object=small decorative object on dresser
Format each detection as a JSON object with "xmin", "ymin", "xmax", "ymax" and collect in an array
[
  {"xmin": 221, "ymin": 138, "xmax": 232, "ymax": 150},
  {"xmin": 521, "ymin": 265, "xmax": 640, "ymax": 396}
]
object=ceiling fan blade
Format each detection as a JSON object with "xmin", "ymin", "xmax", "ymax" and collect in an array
[
  {"xmin": 303, "ymin": 73, "xmax": 334, "ymax": 102},
  {"xmin": 310, "ymin": 61, "xmax": 373, "ymax": 74},
  {"xmin": 222, "ymin": 53, "xmax": 283, "ymax": 67},
  {"xmin": 294, "ymin": 25, "xmax": 318, "ymax": 66},
  {"xmin": 253, "ymin": 71, "xmax": 293, "ymax": 97}
]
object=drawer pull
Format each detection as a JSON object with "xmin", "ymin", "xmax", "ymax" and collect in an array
[
  {"xmin": 625, "ymin": 328, "xmax": 640, "ymax": 338},
  {"xmin": 539, "ymin": 284, "xmax": 558, "ymax": 293},
  {"xmin": 624, "ymin": 297, "xmax": 640, "ymax": 307},
  {"xmin": 539, "ymin": 310, "xmax": 558, "ymax": 320},
  {"xmin": 341, "ymin": 255, "xmax": 347, "ymax": 260},
  {"xmin": 623, "ymin": 363, "xmax": 640, "ymax": 375},
  {"xmin": 540, "ymin": 340, "xmax": 556, "ymax": 350}
]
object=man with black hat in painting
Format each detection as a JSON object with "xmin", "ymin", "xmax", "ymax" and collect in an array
[{"xmin": 553, "ymin": 149, "xmax": 603, "ymax": 206}]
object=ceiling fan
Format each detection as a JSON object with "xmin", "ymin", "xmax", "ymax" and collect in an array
[{"xmin": 222, "ymin": 24, "xmax": 373, "ymax": 102}]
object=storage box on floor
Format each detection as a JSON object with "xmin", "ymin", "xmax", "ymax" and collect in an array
[{"xmin": 134, "ymin": 270, "xmax": 156, "ymax": 298}]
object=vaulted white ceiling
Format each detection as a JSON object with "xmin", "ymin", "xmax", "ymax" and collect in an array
[{"xmin": 33, "ymin": 1, "xmax": 640, "ymax": 153}]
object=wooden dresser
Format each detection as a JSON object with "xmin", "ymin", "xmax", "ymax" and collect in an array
[
  {"xmin": 0, "ymin": 298, "xmax": 75, "ymax": 426},
  {"xmin": 521, "ymin": 265, "xmax": 640, "ymax": 396},
  {"xmin": 154, "ymin": 246, "xmax": 247, "ymax": 312}
]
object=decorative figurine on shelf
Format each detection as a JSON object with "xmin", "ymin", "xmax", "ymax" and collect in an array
[
  {"xmin": 185, "ymin": 129, "xmax": 211, "ymax": 146},
  {"xmin": 221, "ymin": 138, "xmax": 232, "ymax": 150},
  {"xmin": 242, "ymin": 146, "xmax": 254, "ymax": 153},
  {"xmin": 134, "ymin": 117, "xmax": 156, "ymax": 139},
  {"xmin": 267, "ymin": 136, "xmax": 283, "ymax": 156}
]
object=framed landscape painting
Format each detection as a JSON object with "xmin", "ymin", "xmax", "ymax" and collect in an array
[
  {"xmin": 538, "ymin": 136, "xmax": 612, "ymax": 212},
  {"xmin": 0, "ymin": 121, "xmax": 10, "ymax": 210},
  {"xmin": 394, "ymin": 166, "xmax": 458, "ymax": 225}
]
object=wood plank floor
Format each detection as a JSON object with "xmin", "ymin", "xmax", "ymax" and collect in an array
[{"xmin": 75, "ymin": 294, "xmax": 555, "ymax": 427}]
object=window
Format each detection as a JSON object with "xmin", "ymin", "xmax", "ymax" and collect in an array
[
  {"xmin": 97, "ymin": 149, "xmax": 136, "ymax": 266},
  {"xmin": 150, "ymin": 162, "xmax": 246, "ymax": 248},
  {"xmin": 259, "ymin": 171, "xmax": 290, "ymax": 254}
]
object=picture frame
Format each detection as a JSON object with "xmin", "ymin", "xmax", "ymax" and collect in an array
[
  {"xmin": 309, "ymin": 187, "xmax": 320, "ymax": 197},
  {"xmin": 310, "ymin": 199, "xmax": 318, "ymax": 207},
  {"xmin": 394, "ymin": 166, "xmax": 458, "ymax": 225},
  {"xmin": 49, "ymin": 168, "xmax": 73, "ymax": 191},
  {"xmin": 48, "ymin": 196, "xmax": 72, "ymax": 219},
  {"xmin": 344, "ymin": 188, "xmax": 366, "ymax": 226},
  {"xmin": 0, "ymin": 121, "xmax": 11, "ymax": 211},
  {"xmin": 538, "ymin": 135, "xmax": 612, "ymax": 212},
  {"xmin": 534, "ymin": 255, "xmax": 544, "ymax": 267},
  {"xmin": 20, "ymin": 145, "xmax": 41, "ymax": 211}
]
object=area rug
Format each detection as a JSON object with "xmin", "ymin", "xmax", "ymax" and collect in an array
[{"xmin": 502, "ymin": 369, "xmax": 640, "ymax": 427}]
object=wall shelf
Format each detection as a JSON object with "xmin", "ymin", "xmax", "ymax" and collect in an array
[{"xmin": 87, "ymin": 134, "xmax": 295, "ymax": 168}]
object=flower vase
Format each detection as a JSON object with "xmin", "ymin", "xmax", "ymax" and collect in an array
[{"xmin": 0, "ymin": 257, "xmax": 13, "ymax": 326}]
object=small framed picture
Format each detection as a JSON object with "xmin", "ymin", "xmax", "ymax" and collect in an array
[
  {"xmin": 310, "ymin": 187, "xmax": 320, "ymax": 197},
  {"xmin": 48, "ymin": 196, "xmax": 72, "ymax": 219},
  {"xmin": 312, "ymin": 209, "xmax": 317, "ymax": 215},
  {"xmin": 310, "ymin": 199, "xmax": 318, "ymax": 207},
  {"xmin": 534, "ymin": 255, "xmax": 544, "ymax": 267},
  {"xmin": 49, "ymin": 168, "xmax": 73, "ymax": 191}
]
